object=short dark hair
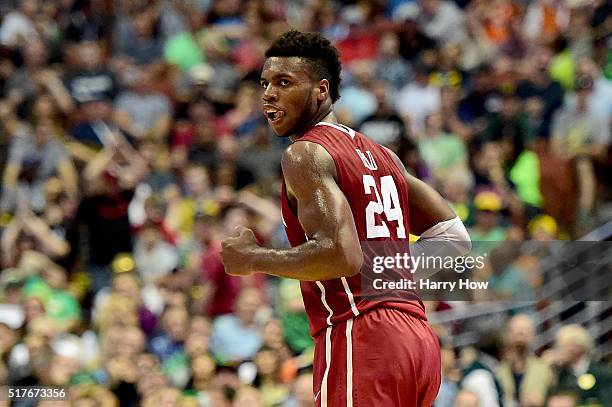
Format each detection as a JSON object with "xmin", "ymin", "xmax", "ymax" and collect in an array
[{"xmin": 265, "ymin": 30, "xmax": 342, "ymax": 103}]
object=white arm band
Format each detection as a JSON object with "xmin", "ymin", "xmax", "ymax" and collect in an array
[{"xmin": 409, "ymin": 216, "xmax": 472, "ymax": 279}]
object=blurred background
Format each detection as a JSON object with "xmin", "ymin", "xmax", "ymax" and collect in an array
[{"xmin": 0, "ymin": 0, "xmax": 610, "ymax": 406}]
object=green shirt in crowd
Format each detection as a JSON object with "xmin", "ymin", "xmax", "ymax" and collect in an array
[
  {"xmin": 509, "ymin": 150, "xmax": 543, "ymax": 208},
  {"xmin": 164, "ymin": 32, "xmax": 204, "ymax": 71},
  {"xmin": 23, "ymin": 276, "xmax": 81, "ymax": 325}
]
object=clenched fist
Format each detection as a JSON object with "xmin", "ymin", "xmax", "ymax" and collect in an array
[{"xmin": 220, "ymin": 226, "xmax": 260, "ymax": 276}]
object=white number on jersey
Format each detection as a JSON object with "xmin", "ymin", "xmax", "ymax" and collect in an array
[{"xmin": 363, "ymin": 174, "xmax": 406, "ymax": 238}]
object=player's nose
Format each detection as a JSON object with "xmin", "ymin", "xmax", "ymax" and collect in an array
[{"xmin": 262, "ymin": 85, "xmax": 277, "ymax": 102}]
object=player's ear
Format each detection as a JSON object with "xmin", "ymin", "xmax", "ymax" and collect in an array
[{"xmin": 317, "ymin": 79, "xmax": 329, "ymax": 102}]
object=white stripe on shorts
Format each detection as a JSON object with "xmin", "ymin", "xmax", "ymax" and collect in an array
[
  {"xmin": 316, "ymin": 281, "xmax": 334, "ymax": 326},
  {"xmin": 341, "ymin": 277, "xmax": 360, "ymax": 317},
  {"xmin": 321, "ymin": 325, "xmax": 333, "ymax": 407},
  {"xmin": 346, "ymin": 318, "xmax": 354, "ymax": 407}
]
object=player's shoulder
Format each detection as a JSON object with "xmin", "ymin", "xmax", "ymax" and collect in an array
[
  {"xmin": 281, "ymin": 140, "xmax": 336, "ymax": 180},
  {"xmin": 282, "ymin": 140, "xmax": 333, "ymax": 168}
]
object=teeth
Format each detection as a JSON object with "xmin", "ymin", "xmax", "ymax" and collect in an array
[{"xmin": 265, "ymin": 109, "xmax": 284, "ymax": 121}]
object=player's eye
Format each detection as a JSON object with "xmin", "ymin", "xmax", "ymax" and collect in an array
[
  {"xmin": 260, "ymin": 81, "xmax": 269, "ymax": 89},
  {"xmin": 280, "ymin": 79, "xmax": 290, "ymax": 87}
]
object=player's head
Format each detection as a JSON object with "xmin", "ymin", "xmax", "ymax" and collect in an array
[{"xmin": 261, "ymin": 30, "xmax": 342, "ymax": 137}]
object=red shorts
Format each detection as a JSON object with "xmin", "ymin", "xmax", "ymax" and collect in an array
[{"xmin": 312, "ymin": 307, "xmax": 441, "ymax": 407}]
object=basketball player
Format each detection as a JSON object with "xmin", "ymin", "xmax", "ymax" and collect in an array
[{"xmin": 221, "ymin": 30, "xmax": 471, "ymax": 406}]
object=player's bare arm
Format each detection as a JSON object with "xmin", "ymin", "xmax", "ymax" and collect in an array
[{"xmin": 220, "ymin": 141, "xmax": 363, "ymax": 281}]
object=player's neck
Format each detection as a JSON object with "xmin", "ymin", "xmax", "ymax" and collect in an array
[{"xmin": 290, "ymin": 109, "xmax": 337, "ymax": 142}]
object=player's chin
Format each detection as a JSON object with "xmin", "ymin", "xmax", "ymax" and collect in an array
[{"xmin": 269, "ymin": 120, "xmax": 294, "ymax": 138}]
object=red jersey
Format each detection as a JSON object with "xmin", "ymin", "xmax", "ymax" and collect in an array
[{"xmin": 281, "ymin": 122, "xmax": 426, "ymax": 337}]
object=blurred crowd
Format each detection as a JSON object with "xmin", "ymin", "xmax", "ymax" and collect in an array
[{"xmin": 0, "ymin": 0, "xmax": 610, "ymax": 406}]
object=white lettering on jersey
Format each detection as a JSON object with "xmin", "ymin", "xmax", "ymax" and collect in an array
[{"xmin": 355, "ymin": 149, "xmax": 378, "ymax": 171}]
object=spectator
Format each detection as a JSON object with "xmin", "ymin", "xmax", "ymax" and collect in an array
[
  {"xmin": 545, "ymin": 324, "xmax": 612, "ymax": 405},
  {"xmin": 163, "ymin": 10, "xmax": 205, "ymax": 72},
  {"xmin": 457, "ymin": 64, "xmax": 496, "ymax": 125},
  {"xmin": 170, "ymin": 97, "xmax": 226, "ymax": 167},
  {"xmin": 336, "ymin": 6, "xmax": 379, "ymax": 66},
  {"xmin": 395, "ymin": 60, "xmax": 441, "ymax": 137},
  {"xmin": 93, "ymin": 271, "xmax": 160, "ymax": 337},
  {"xmin": 224, "ymin": 82, "xmax": 264, "ymax": 140},
  {"xmin": 237, "ymin": 124, "xmax": 284, "ymax": 184},
  {"xmin": 483, "ymin": 88, "xmax": 535, "ymax": 146},
  {"xmin": 0, "ymin": 0, "xmax": 39, "ymax": 47},
  {"xmin": 198, "ymin": 205, "xmax": 267, "ymax": 317},
  {"xmin": 1, "ymin": 200, "xmax": 71, "ymax": 268},
  {"xmin": 574, "ymin": 58, "xmax": 612, "ymax": 118},
  {"xmin": 419, "ymin": 111, "xmax": 469, "ymax": 182},
  {"xmin": 114, "ymin": 67, "xmax": 172, "ymax": 142},
  {"xmin": 375, "ymin": 31, "xmax": 412, "ymax": 91},
  {"xmin": 418, "ymin": 0, "xmax": 466, "ymax": 45},
  {"xmin": 166, "ymin": 165, "xmax": 218, "ymax": 238},
  {"xmin": 69, "ymin": 93, "xmax": 125, "ymax": 160},
  {"xmin": 468, "ymin": 190, "xmax": 508, "ymax": 244},
  {"xmin": 210, "ymin": 287, "xmax": 265, "ymax": 363},
  {"xmin": 78, "ymin": 132, "xmax": 148, "ymax": 292},
  {"xmin": 114, "ymin": 10, "xmax": 163, "ymax": 66},
  {"xmin": 359, "ymin": 80, "xmax": 410, "ymax": 150},
  {"xmin": 5, "ymin": 40, "xmax": 73, "ymax": 116},
  {"xmin": 487, "ymin": 243, "xmax": 535, "ymax": 301},
  {"xmin": 199, "ymin": 30, "xmax": 241, "ymax": 106},
  {"xmin": 516, "ymin": 48, "xmax": 565, "ymax": 138},
  {"xmin": 158, "ymin": 0, "xmax": 210, "ymax": 41},
  {"xmin": 2, "ymin": 119, "xmax": 77, "ymax": 214},
  {"xmin": 276, "ymin": 279, "xmax": 313, "ymax": 355},
  {"xmin": 188, "ymin": 353, "xmax": 216, "ymax": 392},
  {"xmin": 439, "ymin": 86, "xmax": 479, "ymax": 142},
  {"xmin": 59, "ymin": 0, "xmax": 112, "ymax": 43},
  {"xmin": 283, "ymin": 372, "xmax": 315, "ymax": 407},
  {"xmin": 133, "ymin": 221, "xmax": 179, "ymax": 285},
  {"xmin": 430, "ymin": 44, "xmax": 466, "ymax": 90},
  {"xmin": 397, "ymin": 16, "xmax": 436, "ymax": 63},
  {"xmin": 149, "ymin": 306, "xmax": 190, "ymax": 388},
  {"xmin": 461, "ymin": 330, "xmax": 505, "ymax": 407},
  {"xmin": 551, "ymin": 75, "xmax": 610, "ymax": 230},
  {"xmin": 134, "ymin": 140, "xmax": 175, "ymax": 193},
  {"xmin": 435, "ymin": 346, "xmax": 460, "ymax": 407},
  {"xmin": 335, "ymin": 60, "xmax": 378, "ymax": 127},
  {"xmin": 65, "ymin": 40, "xmax": 119, "ymax": 105},
  {"xmin": 253, "ymin": 347, "xmax": 289, "ymax": 406},
  {"xmin": 498, "ymin": 127, "xmax": 544, "ymax": 220},
  {"xmin": 499, "ymin": 314, "xmax": 553, "ymax": 407}
]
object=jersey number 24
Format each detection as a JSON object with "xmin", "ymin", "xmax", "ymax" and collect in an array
[{"xmin": 363, "ymin": 174, "xmax": 406, "ymax": 239}]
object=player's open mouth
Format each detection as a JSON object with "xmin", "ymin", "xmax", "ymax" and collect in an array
[{"xmin": 264, "ymin": 108, "xmax": 285, "ymax": 123}]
